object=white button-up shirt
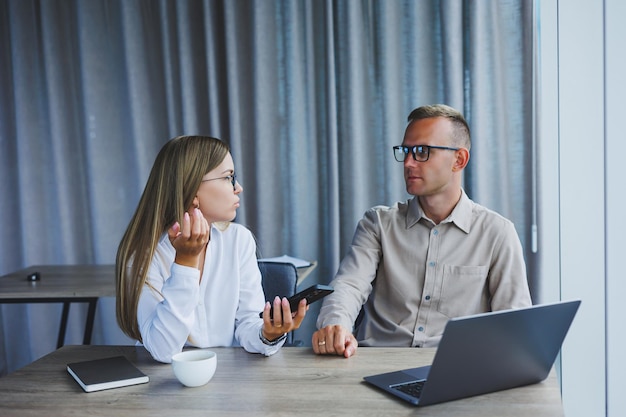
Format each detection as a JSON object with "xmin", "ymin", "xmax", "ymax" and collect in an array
[{"xmin": 137, "ymin": 223, "xmax": 282, "ymax": 363}]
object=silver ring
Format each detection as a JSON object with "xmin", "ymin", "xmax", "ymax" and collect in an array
[{"xmin": 318, "ymin": 340, "xmax": 326, "ymax": 346}]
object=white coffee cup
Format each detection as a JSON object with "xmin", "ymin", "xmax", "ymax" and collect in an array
[{"xmin": 171, "ymin": 349, "xmax": 217, "ymax": 387}]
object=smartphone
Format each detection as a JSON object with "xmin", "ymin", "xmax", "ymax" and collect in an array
[{"xmin": 260, "ymin": 284, "xmax": 334, "ymax": 319}]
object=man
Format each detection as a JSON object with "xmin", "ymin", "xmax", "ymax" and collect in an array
[{"xmin": 313, "ymin": 104, "xmax": 532, "ymax": 358}]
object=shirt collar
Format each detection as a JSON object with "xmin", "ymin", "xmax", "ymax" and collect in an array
[{"xmin": 406, "ymin": 189, "xmax": 472, "ymax": 234}]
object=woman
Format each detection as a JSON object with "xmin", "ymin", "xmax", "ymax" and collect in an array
[{"xmin": 115, "ymin": 135, "xmax": 306, "ymax": 363}]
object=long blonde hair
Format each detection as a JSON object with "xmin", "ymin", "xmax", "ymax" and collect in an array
[{"xmin": 115, "ymin": 135, "xmax": 229, "ymax": 341}]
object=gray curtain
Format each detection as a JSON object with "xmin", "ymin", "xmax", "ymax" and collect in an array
[{"xmin": 0, "ymin": 0, "xmax": 533, "ymax": 375}]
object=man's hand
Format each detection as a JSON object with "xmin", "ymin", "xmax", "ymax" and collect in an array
[{"xmin": 312, "ymin": 324, "xmax": 358, "ymax": 358}]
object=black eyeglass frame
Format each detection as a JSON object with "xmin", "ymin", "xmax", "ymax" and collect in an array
[
  {"xmin": 201, "ymin": 174, "xmax": 237, "ymax": 190},
  {"xmin": 392, "ymin": 145, "xmax": 460, "ymax": 162}
]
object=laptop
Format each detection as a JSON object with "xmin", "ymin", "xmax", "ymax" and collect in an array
[{"xmin": 363, "ymin": 299, "xmax": 581, "ymax": 406}]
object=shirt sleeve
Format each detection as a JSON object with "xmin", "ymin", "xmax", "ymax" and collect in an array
[
  {"xmin": 232, "ymin": 227, "xmax": 285, "ymax": 356},
  {"xmin": 316, "ymin": 208, "xmax": 382, "ymax": 331},
  {"xmin": 137, "ymin": 261, "xmax": 201, "ymax": 363},
  {"xmin": 487, "ymin": 220, "xmax": 533, "ymax": 310}
]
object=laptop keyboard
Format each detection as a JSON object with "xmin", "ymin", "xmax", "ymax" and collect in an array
[{"xmin": 391, "ymin": 380, "xmax": 426, "ymax": 399}]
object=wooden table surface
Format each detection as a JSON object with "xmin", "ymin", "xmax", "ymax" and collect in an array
[
  {"xmin": 0, "ymin": 345, "xmax": 564, "ymax": 417},
  {"xmin": 0, "ymin": 264, "xmax": 116, "ymax": 300},
  {"xmin": 0, "ymin": 265, "xmax": 116, "ymax": 347}
]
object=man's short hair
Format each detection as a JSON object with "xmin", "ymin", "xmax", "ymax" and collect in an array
[{"xmin": 407, "ymin": 104, "xmax": 471, "ymax": 149}]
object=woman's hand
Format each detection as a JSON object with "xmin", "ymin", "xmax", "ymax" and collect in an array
[
  {"xmin": 168, "ymin": 208, "xmax": 210, "ymax": 268},
  {"xmin": 260, "ymin": 297, "xmax": 308, "ymax": 341}
]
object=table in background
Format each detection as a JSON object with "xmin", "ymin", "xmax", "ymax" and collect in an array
[
  {"xmin": 295, "ymin": 260, "xmax": 317, "ymax": 285},
  {"xmin": 0, "ymin": 262, "xmax": 315, "ymax": 349},
  {"xmin": 0, "ymin": 265, "xmax": 115, "ymax": 348},
  {"xmin": 0, "ymin": 345, "xmax": 564, "ymax": 417}
]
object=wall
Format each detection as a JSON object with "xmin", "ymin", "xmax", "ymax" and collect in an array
[
  {"xmin": 538, "ymin": 0, "xmax": 626, "ymax": 415},
  {"xmin": 604, "ymin": 1, "xmax": 626, "ymax": 415}
]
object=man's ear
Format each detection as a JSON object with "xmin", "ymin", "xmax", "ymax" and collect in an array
[{"xmin": 452, "ymin": 148, "xmax": 470, "ymax": 172}]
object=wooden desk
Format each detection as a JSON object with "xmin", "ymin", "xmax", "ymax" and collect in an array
[
  {"xmin": 0, "ymin": 265, "xmax": 115, "ymax": 348},
  {"xmin": 0, "ymin": 345, "xmax": 564, "ymax": 417}
]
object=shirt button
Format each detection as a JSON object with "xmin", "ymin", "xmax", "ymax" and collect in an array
[
  {"xmin": 433, "ymin": 229, "xmax": 439, "ymax": 236},
  {"xmin": 418, "ymin": 326, "xmax": 424, "ymax": 332},
  {"xmin": 429, "ymin": 261, "xmax": 435, "ymax": 267},
  {"xmin": 425, "ymin": 295, "xmax": 431, "ymax": 301}
]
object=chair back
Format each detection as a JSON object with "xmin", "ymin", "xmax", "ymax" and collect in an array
[{"xmin": 257, "ymin": 261, "xmax": 300, "ymax": 346}]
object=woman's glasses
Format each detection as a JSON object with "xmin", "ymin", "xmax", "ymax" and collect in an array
[{"xmin": 202, "ymin": 174, "xmax": 237, "ymax": 190}]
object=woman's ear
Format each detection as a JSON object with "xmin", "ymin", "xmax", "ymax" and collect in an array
[
  {"xmin": 452, "ymin": 148, "xmax": 470, "ymax": 172},
  {"xmin": 192, "ymin": 196, "xmax": 200, "ymax": 210}
]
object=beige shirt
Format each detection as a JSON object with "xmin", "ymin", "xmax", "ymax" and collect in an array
[{"xmin": 317, "ymin": 190, "xmax": 532, "ymax": 348}]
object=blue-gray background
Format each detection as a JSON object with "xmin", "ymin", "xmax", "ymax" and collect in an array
[{"xmin": 0, "ymin": 0, "xmax": 535, "ymax": 375}]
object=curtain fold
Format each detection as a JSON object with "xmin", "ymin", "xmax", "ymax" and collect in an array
[{"xmin": 0, "ymin": 0, "xmax": 533, "ymax": 375}]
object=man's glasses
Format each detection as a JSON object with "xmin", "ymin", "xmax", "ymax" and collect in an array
[
  {"xmin": 392, "ymin": 145, "xmax": 459, "ymax": 162},
  {"xmin": 202, "ymin": 174, "xmax": 237, "ymax": 190}
]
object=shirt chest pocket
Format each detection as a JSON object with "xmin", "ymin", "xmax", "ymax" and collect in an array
[{"xmin": 436, "ymin": 264, "xmax": 489, "ymax": 318}]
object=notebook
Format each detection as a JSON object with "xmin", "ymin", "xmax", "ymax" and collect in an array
[
  {"xmin": 363, "ymin": 300, "xmax": 581, "ymax": 406},
  {"xmin": 67, "ymin": 355, "xmax": 149, "ymax": 393}
]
